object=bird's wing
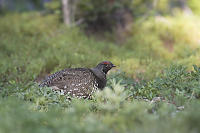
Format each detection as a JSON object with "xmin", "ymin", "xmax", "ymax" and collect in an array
[{"xmin": 39, "ymin": 68, "xmax": 96, "ymax": 97}]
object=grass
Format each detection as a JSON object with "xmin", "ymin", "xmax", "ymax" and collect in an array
[{"xmin": 0, "ymin": 12, "xmax": 200, "ymax": 133}]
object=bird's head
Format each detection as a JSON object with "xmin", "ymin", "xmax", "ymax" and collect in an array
[{"xmin": 95, "ymin": 61, "xmax": 116, "ymax": 74}]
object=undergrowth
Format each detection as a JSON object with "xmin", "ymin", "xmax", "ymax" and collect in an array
[{"xmin": 0, "ymin": 12, "xmax": 200, "ymax": 133}]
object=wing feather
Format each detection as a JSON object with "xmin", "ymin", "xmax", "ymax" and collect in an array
[{"xmin": 39, "ymin": 68, "xmax": 96, "ymax": 97}]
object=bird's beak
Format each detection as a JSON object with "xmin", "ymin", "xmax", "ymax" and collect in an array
[{"xmin": 112, "ymin": 65, "xmax": 116, "ymax": 67}]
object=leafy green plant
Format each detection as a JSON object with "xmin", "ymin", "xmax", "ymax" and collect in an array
[
  {"xmin": 1, "ymin": 11, "xmax": 200, "ymax": 133},
  {"xmin": 131, "ymin": 65, "xmax": 200, "ymax": 106}
]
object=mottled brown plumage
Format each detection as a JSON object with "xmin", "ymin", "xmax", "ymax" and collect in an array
[{"xmin": 39, "ymin": 61, "xmax": 116, "ymax": 99}]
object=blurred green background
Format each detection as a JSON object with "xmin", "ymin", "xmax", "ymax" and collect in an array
[{"xmin": 1, "ymin": 0, "xmax": 200, "ymax": 133}]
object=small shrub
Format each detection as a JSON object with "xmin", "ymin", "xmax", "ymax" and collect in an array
[{"xmin": 132, "ymin": 65, "xmax": 200, "ymax": 105}]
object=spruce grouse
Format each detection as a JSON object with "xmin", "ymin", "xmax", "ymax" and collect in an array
[{"xmin": 39, "ymin": 61, "xmax": 116, "ymax": 99}]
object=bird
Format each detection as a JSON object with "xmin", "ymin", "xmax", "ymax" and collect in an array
[{"xmin": 39, "ymin": 61, "xmax": 116, "ymax": 99}]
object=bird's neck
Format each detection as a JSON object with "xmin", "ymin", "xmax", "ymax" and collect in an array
[
  {"xmin": 90, "ymin": 68, "xmax": 106, "ymax": 79},
  {"xmin": 90, "ymin": 68, "xmax": 107, "ymax": 89}
]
